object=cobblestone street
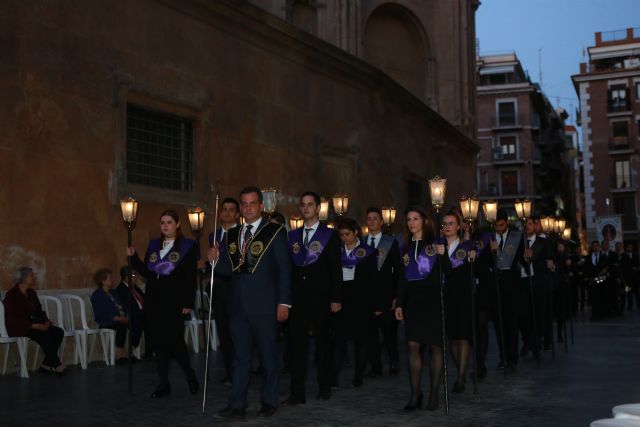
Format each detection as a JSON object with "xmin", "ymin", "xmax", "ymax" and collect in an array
[{"xmin": 3, "ymin": 311, "xmax": 640, "ymax": 427}]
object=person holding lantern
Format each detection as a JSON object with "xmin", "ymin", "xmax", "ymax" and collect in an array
[
  {"xmin": 126, "ymin": 209, "xmax": 199, "ymax": 398},
  {"xmin": 395, "ymin": 206, "xmax": 446, "ymax": 411}
]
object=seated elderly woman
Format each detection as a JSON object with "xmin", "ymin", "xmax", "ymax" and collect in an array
[
  {"xmin": 90, "ymin": 268, "xmax": 129, "ymax": 363},
  {"xmin": 4, "ymin": 267, "xmax": 65, "ymax": 374}
]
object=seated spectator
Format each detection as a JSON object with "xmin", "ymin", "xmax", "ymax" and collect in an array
[
  {"xmin": 4, "ymin": 267, "xmax": 65, "ymax": 374},
  {"xmin": 115, "ymin": 266, "xmax": 148, "ymax": 358},
  {"xmin": 90, "ymin": 268, "xmax": 128, "ymax": 363}
]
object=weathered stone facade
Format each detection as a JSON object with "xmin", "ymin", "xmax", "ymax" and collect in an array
[{"xmin": 0, "ymin": 0, "xmax": 478, "ymax": 289}]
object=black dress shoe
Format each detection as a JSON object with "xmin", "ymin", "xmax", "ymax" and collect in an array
[
  {"xmin": 389, "ymin": 364, "xmax": 399, "ymax": 376},
  {"xmin": 403, "ymin": 392, "xmax": 423, "ymax": 411},
  {"xmin": 452, "ymin": 380, "xmax": 466, "ymax": 394},
  {"xmin": 150, "ymin": 383, "xmax": 171, "ymax": 398},
  {"xmin": 257, "ymin": 404, "xmax": 277, "ymax": 417},
  {"xmin": 220, "ymin": 377, "xmax": 232, "ymax": 388},
  {"xmin": 186, "ymin": 369, "xmax": 199, "ymax": 394},
  {"xmin": 352, "ymin": 378, "xmax": 363, "ymax": 388},
  {"xmin": 506, "ymin": 363, "xmax": 517, "ymax": 375},
  {"xmin": 427, "ymin": 393, "xmax": 439, "ymax": 411},
  {"xmin": 217, "ymin": 406, "xmax": 246, "ymax": 419},
  {"xmin": 366, "ymin": 368, "xmax": 382, "ymax": 378},
  {"xmin": 316, "ymin": 387, "xmax": 331, "ymax": 400},
  {"xmin": 281, "ymin": 396, "xmax": 306, "ymax": 406},
  {"xmin": 476, "ymin": 365, "xmax": 487, "ymax": 381}
]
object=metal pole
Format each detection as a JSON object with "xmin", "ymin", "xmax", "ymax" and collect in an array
[
  {"xmin": 202, "ymin": 194, "xmax": 219, "ymax": 414},
  {"xmin": 194, "ymin": 230, "xmax": 207, "ymax": 355},
  {"xmin": 468, "ymin": 222, "xmax": 478, "ymax": 394},
  {"xmin": 523, "ymin": 233, "xmax": 540, "ymax": 368},
  {"xmin": 435, "ymin": 212, "xmax": 450, "ymax": 415},
  {"xmin": 127, "ymin": 224, "xmax": 134, "ymax": 394}
]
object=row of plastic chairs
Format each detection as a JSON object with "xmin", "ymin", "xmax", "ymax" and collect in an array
[
  {"xmin": 184, "ymin": 291, "xmax": 218, "ymax": 354},
  {"xmin": 0, "ymin": 294, "xmax": 115, "ymax": 378},
  {"xmin": 591, "ymin": 404, "xmax": 640, "ymax": 426}
]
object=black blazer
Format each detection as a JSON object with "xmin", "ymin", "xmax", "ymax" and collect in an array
[
  {"xmin": 361, "ymin": 234, "xmax": 401, "ymax": 310},
  {"xmin": 519, "ymin": 236, "xmax": 552, "ymax": 283},
  {"xmin": 114, "ymin": 281, "xmax": 145, "ymax": 319},
  {"xmin": 582, "ymin": 251, "xmax": 608, "ymax": 279},
  {"xmin": 346, "ymin": 248, "xmax": 383, "ymax": 313},
  {"xmin": 291, "ymin": 230, "xmax": 342, "ymax": 309}
]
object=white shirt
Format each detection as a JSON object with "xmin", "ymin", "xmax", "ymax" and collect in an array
[
  {"xmin": 495, "ymin": 230, "xmax": 509, "ymax": 250},
  {"xmin": 240, "ymin": 217, "xmax": 262, "ymax": 248},
  {"xmin": 160, "ymin": 239, "xmax": 174, "ymax": 259},
  {"xmin": 303, "ymin": 220, "xmax": 320, "ymax": 244},
  {"xmin": 592, "ymin": 252, "xmax": 601, "ymax": 266},
  {"xmin": 220, "ymin": 224, "xmax": 237, "ymax": 243},
  {"xmin": 520, "ymin": 234, "xmax": 537, "ymax": 278},
  {"xmin": 342, "ymin": 242, "xmax": 360, "ymax": 281},
  {"xmin": 367, "ymin": 232, "xmax": 382, "ymax": 249},
  {"xmin": 447, "ymin": 238, "xmax": 460, "ymax": 258}
]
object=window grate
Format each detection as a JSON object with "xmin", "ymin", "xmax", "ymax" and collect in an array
[{"xmin": 126, "ymin": 104, "xmax": 193, "ymax": 192}]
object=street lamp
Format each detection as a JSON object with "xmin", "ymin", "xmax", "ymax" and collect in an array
[
  {"xmin": 319, "ymin": 198, "xmax": 330, "ymax": 221},
  {"xmin": 262, "ymin": 188, "xmax": 278, "ymax": 218},
  {"xmin": 514, "ymin": 199, "xmax": 532, "ymax": 222},
  {"xmin": 482, "ymin": 200, "xmax": 498, "ymax": 225},
  {"xmin": 361, "ymin": 225, "xmax": 369, "ymax": 236},
  {"xmin": 381, "ymin": 206, "xmax": 397, "ymax": 227},
  {"xmin": 187, "ymin": 206, "xmax": 206, "ymax": 353},
  {"xmin": 540, "ymin": 216, "xmax": 553, "ymax": 235},
  {"xmin": 332, "ymin": 194, "xmax": 349, "ymax": 216},
  {"xmin": 554, "ymin": 218, "xmax": 566, "ymax": 236},
  {"xmin": 459, "ymin": 196, "xmax": 480, "ymax": 226},
  {"xmin": 289, "ymin": 215, "xmax": 304, "ymax": 230},
  {"xmin": 562, "ymin": 227, "xmax": 571, "ymax": 240},
  {"xmin": 119, "ymin": 196, "xmax": 138, "ymax": 393},
  {"xmin": 429, "ymin": 176, "xmax": 446, "ymax": 212}
]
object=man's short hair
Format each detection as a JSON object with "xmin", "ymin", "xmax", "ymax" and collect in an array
[
  {"xmin": 221, "ymin": 197, "xmax": 240, "ymax": 211},
  {"xmin": 239, "ymin": 186, "xmax": 263, "ymax": 202},
  {"xmin": 300, "ymin": 191, "xmax": 321, "ymax": 206},
  {"xmin": 496, "ymin": 208, "xmax": 509, "ymax": 223},
  {"xmin": 366, "ymin": 206, "xmax": 383, "ymax": 217}
]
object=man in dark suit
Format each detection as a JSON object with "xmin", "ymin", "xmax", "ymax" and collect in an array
[
  {"xmin": 207, "ymin": 197, "xmax": 240, "ymax": 386},
  {"xmin": 282, "ymin": 191, "xmax": 341, "ymax": 406},
  {"xmin": 489, "ymin": 208, "xmax": 523, "ymax": 374},
  {"xmin": 362, "ymin": 206, "xmax": 401, "ymax": 376},
  {"xmin": 210, "ymin": 186, "xmax": 291, "ymax": 419},
  {"xmin": 115, "ymin": 265, "xmax": 147, "ymax": 358},
  {"xmin": 582, "ymin": 240, "xmax": 609, "ymax": 320},
  {"xmin": 622, "ymin": 243, "xmax": 639, "ymax": 309},
  {"xmin": 518, "ymin": 217, "xmax": 552, "ymax": 359}
]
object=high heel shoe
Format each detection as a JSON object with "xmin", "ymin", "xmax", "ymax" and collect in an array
[
  {"xmin": 403, "ymin": 392, "xmax": 423, "ymax": 411},
  {"xmin": 427, "ymin": 393, "xmax": 439, "ymax": 411},
  {"xmin": 187, "ymin": 369, "xmax": 199, "ymax": 394},
  {"xmin": 150, "ymin": 383, "xmax": 171, "ymax": 398}
]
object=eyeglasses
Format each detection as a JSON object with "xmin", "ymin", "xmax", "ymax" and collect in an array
[{"xmin": 442, "ymin": 222, "xmax": 457, "ymax": 227}]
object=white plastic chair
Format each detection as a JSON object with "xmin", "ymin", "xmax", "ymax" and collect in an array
[
  {"xmin": 58, "ymin": 294, "xmax": 114, "ymax": 368},
  {"xmin": 184, "ymin": 291, "xmax": 217, "ymax": 353},
  {"xmin": 613, "ymin": 404, "xmax": 640, "ymax": 420},
  {"xmin": 31, "ymin": 295, "xmax": 77, "ymax": 369},
  {"xmin": 0, "ymin": 301, "xmax": 29, "ymax": 378},
  {"xmin": 590, "ymin": 418, "xmax": 640, "ymax": 427}
]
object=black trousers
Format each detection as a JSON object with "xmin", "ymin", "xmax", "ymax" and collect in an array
[
  {"xmin": 289, "ymin": 307, "xmax": 333, "ymax": 399},
  {"xmin": 100, "ymin": 324, "xmax": 127, "ymax": 348},
  {"xmin": 518, "ymin": 278, "xmax": 549, "ymax": 353},
  {"xmin": 212, "ymin": 285, "xmax": 233, "ymax": 380},
  {"xmin": 368, "ymin": 309, "xmax": 399, "ymax": 372},
  {"xmin": 152, "ymin": 318, "xmax": 193, "ymax": 386},
  {"xmin": 27, "ymin": 326, "xmax": 63, "ymax": 367},
  {"xmin": 495, "ymin": 271, "xmax": 519, "ymax": 366}
]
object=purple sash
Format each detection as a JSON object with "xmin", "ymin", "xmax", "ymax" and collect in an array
[
  {"xmin": 289, "ymin": 224, "xmax": 333, "ymax": 267},
  {"xmin": 403, "ymin": 241, "xmax": 438, "ymax": 281},
  {"xmin": 449, "ymin": 240, "xmax": 476, "ymax": 269},
  {"xmin": 145, "ymin": 238, "xmax": 195, "ymax": 276},
  {"xmin": 474, "ymin": 232, "xmax": 492, "ymax": 256},
  {"xmin": 341, "ymin": 243, "xmax": 375, "ymax": 269}
]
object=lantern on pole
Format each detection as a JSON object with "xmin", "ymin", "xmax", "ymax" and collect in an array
[
  {"xmin": 562, "ymin": 227, "xmax": 571, "ymax": 240},
  {"xmin": 514, "ymin": 199, "xmax": 532, "ymax": 222},
  {"xmin": 261, "ymin": 188, "xmax": 278, "ymax": 217},
  {"xmin": 289, "ymin": 215, "xmax": 304, "ymax": 230},
  {"xmin": 319, "ymin": 198, "xmax": 330, "ymax": 221},
  {"xmin": 119, "ymin": 196, "xmax": 138, "ymax": 393},
  {"xmin": 428, "ymin": 176, "xmax": 446, "ymax": 212},
  {"xmin": 381, "ymin": 206, "xmax": 397, "ymax": 227},
  {"xmin": 459, "ymin": 196, "xmax": 480, "ymax": 225},
  {"xmin": 540, "ymin": 216, "xmax": 553, "ymax": 235},
  {"xmin": 332, "ymin": 194, "xmax": 349, "ymax": 216}
]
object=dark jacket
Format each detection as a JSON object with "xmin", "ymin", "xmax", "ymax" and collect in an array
[
  {"xmin": 3, "ymin": 285, "xmax": 48, "ymax": 337},
  {"xmin": 361, "ymin": 234, "xmax": 401, "ymax": 310},
  {"xmin": 90, "ymin": 288, "xmax": 123, "ymax": 326}
]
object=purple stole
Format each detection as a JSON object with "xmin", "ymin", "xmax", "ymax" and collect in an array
[
  {"xmin": 448, "ymin": 240, "xmax": 476, "ymax": 269},
  {"xmin": 474, "ymin": 232, "xmax": 492, "ymax": 257},
  {"xmin": 289, "ymin": 224, "xmax": 333, "ymax": 267},
  {"xmin": 341, "ymin": 243, "xmax": 376, "ymax": 269},
  {"xmin": 145, "ymin": 238, "xmax": 195, "ymax": 276},
  {"xmin": 402, "ymin": 241, "xmax": 438, "ymax": 281}
]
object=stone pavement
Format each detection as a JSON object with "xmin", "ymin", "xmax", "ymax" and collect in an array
[{"xmin": 2, "ymin": 310, "xmax": 640, "ymax": 427}]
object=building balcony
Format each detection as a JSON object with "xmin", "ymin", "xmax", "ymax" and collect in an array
[
  {"xmin": 611, "ymin": 175, "xmax": 637, "ymax": 192},
  {"xmin": 608, "ymin": 137, "xmax": 635, "ymax": 154},
  {"xmin": 607, "ymin": 100, "xmax": 631, "ymax": 114},
  {"xmin": 491, "ymin": 114, "xmax": 525, "ymax": 130}
]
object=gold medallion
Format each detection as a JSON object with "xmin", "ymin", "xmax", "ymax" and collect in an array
[
  {"xmin": 292, "ymin": 242, "xmax": 300, "ymax": 254},
  {"xmin": 403, "ymin": 254, "xmax": 410, "ymax": 267},
  {"xmin": 250, "ymin": 241, "xmax": 264, "ymax": 256},
  {"xmin": 426, "ymin": 246, "xmax": 436, "ymax": 257},
  {"xmin": 168, "ymin": 251, "xmax": 180, "ymax": 263},
  {"xmin": 456, "ymin": 249, "xmax": 467, "ymax": 260},
  {"xmin": 149, "ymin": 252, "xmax": 158, "ymax": 263},
  {"xmin": 228, "ymin": 242, "xmax": 238, "ymax": 255},
  {"xmin": 309, "ymin": 241, "xmax": 322, "ymax": 252},
  {"xmin": 355, "ymin": 248, "xmax": 367, "ymax": 258}
]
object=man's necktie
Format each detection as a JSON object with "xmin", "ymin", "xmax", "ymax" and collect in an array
[
  {"xmin": 304, "ymin": 228, "xmax": 312, "ymax": 246},
  {"xmin": 370, "ymin": 236, "xmax": 376, "ymax": 248},
  {"xmin": 132, "ymin": 286, "xmax": 144, "ymax": 310},
  {"xmin": 499, "ymin": 234, "xmax": 504, "ymax": 251},
  {"xmin": 240, "ymin": 224, "xmax": 253, "ymax": 264}
]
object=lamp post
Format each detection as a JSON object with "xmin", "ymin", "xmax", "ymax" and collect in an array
[
  {"xmin": 381, "ymin": 206, "xmax": 397, "ymax": 229},
  {"xmin": 514, "ymin": 199, "xmax": 541, "ymax": 366},
  {"xmin": 428, "ymin": 175, "xmax": 449, "ymax": 415},
  {"xmin": 459, "ymin": 196, "xmax": 479, "ymax": 394},
  {"xmin": 560, "ymin": 224, "xmax": 574, "ymax": 346},
  {"xmin": 319, "ymin": 198, "xmax": 330, "ymax": 222},
  {"xmin": 289, "ymin": 215, "xmax": 304, "ymax": 230},
  {"xmin": 481, "ymin": 199, "xmax": 508, "ymax": 379},
  {"xmin": 120, "ymin": 196, "xmax": 138, "ymax": 394},
  {"xmin": 332, "ymin": 194, "xmax": 349, "ymax": 216},
  {"xmin": 262, "ymin": 188, "xmax": 278, "ymax": 219},
  {"xmin": 547, "ymin": 216, "xmax": 571, "ymax": 353},
  {"xmin": 187, "ymin": 206, "xmax": 206, "ymax": 354}
]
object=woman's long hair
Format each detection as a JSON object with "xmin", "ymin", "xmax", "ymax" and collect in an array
[
  {"xmin": 159, "ymin": 209, "xmax": 184, "ymax": 250},
  {"xmin": 403, "ymin": 205, "xmax": 435, "ymax": 244}
]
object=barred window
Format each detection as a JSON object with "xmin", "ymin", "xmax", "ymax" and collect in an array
[{"xmin": 126, "ymin": 104, "xmax": 193, "ymax": 192}]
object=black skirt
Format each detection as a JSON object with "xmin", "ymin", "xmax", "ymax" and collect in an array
[{"xmin": 403, "ymin": 275, "xmax": 443, "ymax": 346}]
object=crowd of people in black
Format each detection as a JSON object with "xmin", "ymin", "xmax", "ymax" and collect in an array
[{"xmin": 2, "ymin": 186, "xmax": 638, "ymax": 421}]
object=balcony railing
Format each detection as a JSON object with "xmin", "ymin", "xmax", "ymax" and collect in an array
[
  {"xmin": 611, "ymin": 174, "xmax": 636, "ymax": 190},
  {"xmin": 491, "ymin": 114, "xmax": 525, "ymax": 129},
  {"xmin": 609, "ymin": 137, "xmax": 630, "ymax": 151}
]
